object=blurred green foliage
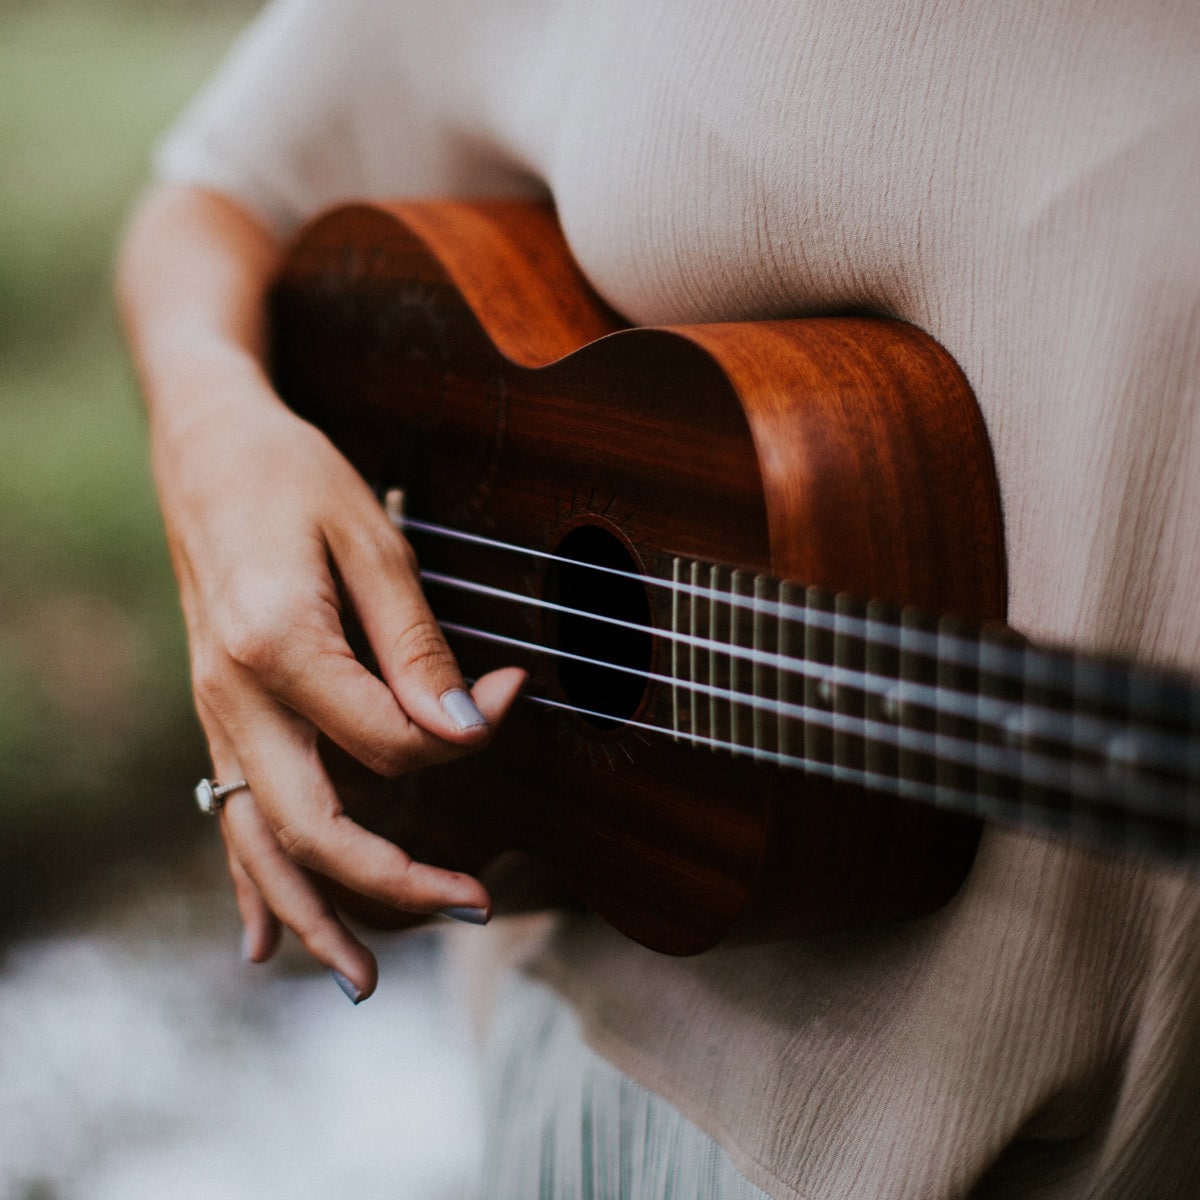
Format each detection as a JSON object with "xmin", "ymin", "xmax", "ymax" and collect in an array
[{"xmin": 0, "ymin": 0, "xmax": 260, "ymax": 932}]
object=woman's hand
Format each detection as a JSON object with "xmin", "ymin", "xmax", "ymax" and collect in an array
[
  {"xmin": 168, "ymin": 387, "xmax": 523, "ymax": 1002},
  {"xmin": 119, "ymin": 185, "xmax": 522, "ymax": 1001}
]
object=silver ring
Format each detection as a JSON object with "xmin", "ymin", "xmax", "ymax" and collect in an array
[{"xmin": 194, "ymin": 777, "xmax": 249, "ymax": 815}]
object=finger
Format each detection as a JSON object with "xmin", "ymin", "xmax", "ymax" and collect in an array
[
  {"xmin": 203, "ymin": 504, "xmax": 523, "ymax": 775},
  {"xmin": 327, "ymin": 515, "xmax": 494, "ymax": 742},
  {"xmin": 205, "ymin": 701, "xmax": 379, "ymax": 997},
  {"xmin": 229, "ymin": 630, "xmax": 527, "ymax": 779},
  {"xmin": 230, "ymin": 691, "xmax": 494, "ymax": 919},
  {"xmin": 198, "ymin": 710, "xmax": 283, "ymax": 961},
  {"xmin": 207, "ymin": 563, "xmax": 422, "ymax": 778},
  {"xmin": 220, "ymin": 591, "xmax": 508, "ymax": 779},
  {"xmin": 463, "ymin": 666, "xmax": 528, "ymax": 731},
  {"xmin": 269, "ymin": 637, "xmax": 437, "ymax": 777},
  {"xmin": 221, "ymin": 786, "xmax": 380, "ymax": 1001},
  {"xmin": 225, "ymin": 841, "xmax": 282, "ymax": 963}
]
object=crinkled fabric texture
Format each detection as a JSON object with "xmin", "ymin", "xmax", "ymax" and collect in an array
[{"xmin": 157, "ymin": 2, "xmax": 1200, "ymax": 1196}]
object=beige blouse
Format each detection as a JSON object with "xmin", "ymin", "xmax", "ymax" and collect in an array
[{"xmin": 156, "ymin": 2, "xmax": 1200, "ymax": 1195}]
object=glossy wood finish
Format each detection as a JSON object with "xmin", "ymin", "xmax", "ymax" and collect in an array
[{"xmin": 270, "ymin": 200, "xmax": 1006, "ymax": 954}]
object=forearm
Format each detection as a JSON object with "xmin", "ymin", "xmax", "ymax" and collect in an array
[
  {"xmin": 116, "ymin": 183, "xmax": 306, "ymax": 579},
  {"xmin": 116, "ymin": 184, "xmax": 283, "ymax": 447}
]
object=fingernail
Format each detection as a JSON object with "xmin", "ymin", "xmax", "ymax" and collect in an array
[
  {"xmin": 441, "ymin": 688, "xmax": 488, "ymax": 732},
  {"xmin": 241, "ymin": 929, "xmax": 254, "ymax": 963},
  {"xmin": 330, "ymin": 970, "xmax": 366, "ymax": 1005},
  {"xmin": 440, "ymin": 905, "xmax": 490, "ymax": 926}
]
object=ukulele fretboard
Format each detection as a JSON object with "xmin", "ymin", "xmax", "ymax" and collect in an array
[{"xmin": 663, "ymin": 556, "xmax": 1200, "ymax": 864}]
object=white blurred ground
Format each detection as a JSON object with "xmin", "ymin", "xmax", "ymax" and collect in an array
[{"xmin": 0, "ymin": 849, "xmax": 484, "ymax": 1200}]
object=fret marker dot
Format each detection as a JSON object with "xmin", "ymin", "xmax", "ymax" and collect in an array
[
  {"xmin": 1002, "ymin": 711, "xmax": 1027, "ymax": 746},
  {"xmin": 1105, "ymin": 734, "xmax": 1141, "ymax": 769}
]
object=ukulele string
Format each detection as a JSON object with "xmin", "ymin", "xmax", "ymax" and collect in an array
[
  {"xmin": 418, "ymin": 567, "xmax": 1196, "ymax": 781},
  {"xmin": 393, "ymin": 517, "xmax": 1198, "ymax": 776},
  {"xmin": 446, "ymin": 619, "xmax": 1192, "ymax": 812},
  {"xmin": 521, "ymin": 690, "xmax": 1016, "ymax": 817},
  {"xmin": 513, "ymin": 693, "xmax": 1185, "ymax": 827},
  {"xmin": 403, "ymin": 518, "xmax": 1000, "ymax": 675},
  {"xmin": 404, "ymin": 517, "xmax": 1185, "ymax": 706}
]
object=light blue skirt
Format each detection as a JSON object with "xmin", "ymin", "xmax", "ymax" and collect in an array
[{"xmin": 477, "ymin": 971, "xmax": 775, "ymax": 1200}]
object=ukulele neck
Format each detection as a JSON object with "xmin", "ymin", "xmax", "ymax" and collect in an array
[{"xmin": 663, "ymin": 557, "xmax": 1200, "ymax": 864}]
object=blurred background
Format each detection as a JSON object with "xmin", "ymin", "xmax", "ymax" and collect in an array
[{"xmin": 0, "ymin": 3, "xmax": 480, "ymax": 1195}]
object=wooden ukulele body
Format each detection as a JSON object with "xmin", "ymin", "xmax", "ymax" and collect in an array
[{"xmin": 270, "ymin": 200, "xmax": 1006, "ymax": 954}]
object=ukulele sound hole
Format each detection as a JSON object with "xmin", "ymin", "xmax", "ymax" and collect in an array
[{"xmin": 545, "ymin": 525, "xmax": 653, "ymax": 731}]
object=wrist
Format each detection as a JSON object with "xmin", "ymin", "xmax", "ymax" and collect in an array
[{"xmin": 145, "ymin": 338, "xmax": 280, "ymax": 449}]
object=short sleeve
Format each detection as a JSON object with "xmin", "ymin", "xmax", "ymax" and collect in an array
[{"xmin": 152, "ymin": 0, "xmax": 535, "ymax": 238}]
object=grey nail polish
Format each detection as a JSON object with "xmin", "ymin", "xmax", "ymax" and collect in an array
[
  {"xmin": 440, "ymin": 906, "xmax": 490, "ymax": 926},
  {"xmin": 330, "ymin": 970, "xmax": 365, "ymax": 1004},
  {"xmin": 441, "ymin": 688, "xmax": 488, "ymax": 732}
]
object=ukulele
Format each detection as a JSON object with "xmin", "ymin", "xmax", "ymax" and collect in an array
[{"xmin": 269, "ymin": 199, "xmax": 1200, "ymax": 955}]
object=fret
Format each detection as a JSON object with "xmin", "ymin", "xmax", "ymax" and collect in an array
[
  {"xmin": 778, "ymin": 581, "xmax": 804, "ymax": 760},
  {"xmin": 898, "ymin": 608, "xmax": 939, "ymax": 792},
  {"xmin": 864, "ymin": 598, "xmax": 902, "ymax": 791},
  {"xmin": 708, "ymin": 565, "xmax": 731, "ymax": 753},
  {"xmin": 727, "ymin": 570, "xmax": 755, "ymax": 757},
  {"xmin": 976, "ymin": 626, "xmax": 1026, "ymax": 827},
  {"xmin": 1074, "ymin": 653, "xmax": 1132, "ymax": 852},
  {"xmin": 1018, "ymin": 644, "xmax": 1076, "ymax": 839},
  {"xmin": 804, "ymin": 587, "xmax": 837, "ymax": 774},
  {"xmin": 1125, "ymin": 664, "xmax": 1200, "ymax": 858},
  {"xmin": 670, "ymin": 557, "xmax": 684, "ymax": 742},
  {"xmin": 833, "ymin": 593, "xmax": 867, "ymax": 782},
  {"xmin": 752, "ymin": 574, "xmax": 779, "ymax": 757},
  {"xmin": 689, "ymin": 560, "xmax": 703, "ymax": 746},
  {"xmin": 936, "ymin": 615, "xmax": 980, "ymax": 811}
]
